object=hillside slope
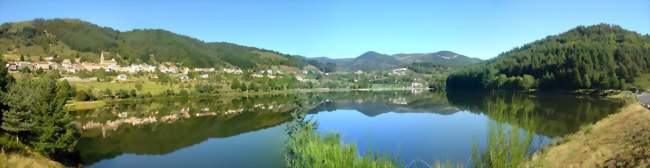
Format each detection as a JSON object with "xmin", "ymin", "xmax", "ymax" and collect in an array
[
  {"xmin": 447, "ymin": 24, "xmax": 650, "ymax": 91},
  {"xmin": 0, "ymin": 19, "xmax": 308, "ymax": 69}
]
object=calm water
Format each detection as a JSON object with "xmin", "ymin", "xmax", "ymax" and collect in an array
[{"xmin": 73, "ymin": 91, "xmax": 625, "ymax": 167}]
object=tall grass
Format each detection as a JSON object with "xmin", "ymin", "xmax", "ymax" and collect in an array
[
  {"xmin": 471, "ymin": 94, "xmax": 537, "ymax": 168},
  {"xmin": 285, "ymin": 123, "xmax": 398, "ymax": 168},
  {"xmin": 0, "ymin": 133, "xmax": 27, "ymax": 152},
  {"xmin": 284, "ymin": 99, "xmax": 400, "ymax": 168}
]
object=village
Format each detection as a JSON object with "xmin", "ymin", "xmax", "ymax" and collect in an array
[
  {"xmin": 3, "ymin": 52, "xmax": 242, "ymax": 81},
  {"xmin": 3, "ymin": 52, "xmax": 429, "ymax": 91}
]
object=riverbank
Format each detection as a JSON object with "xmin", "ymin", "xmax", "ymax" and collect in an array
[
  {"xmin": 65, "ymin": 87, "xmax": 428, "ymax": 111},
  {"xmin": 0, "ymin": 151, "xmax": 64, "ymax": 168},
  {"xmin": 525, "ymin": 103, "xmax": 650, "ymax": 167}
]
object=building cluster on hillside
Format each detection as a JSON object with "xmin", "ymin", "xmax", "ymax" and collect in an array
[
  {"xmin": 2, "ymin": 52, "xmax": 325, "ymax": 84},
  {"xmin": 252, "ymin": 69, "xmax": 283, "ymax": 79},
  {"xmin": 390, "ymin": 68, "xmax": 408, "ymax": 76},
  {"xmin": 5, "ymin": 52, "xmax": 160, "ymax": 74},
  {"xmin": 3, "ymin": 52, "xmax": 244, "ymax": 77}
]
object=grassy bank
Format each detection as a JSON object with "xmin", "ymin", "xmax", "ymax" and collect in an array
[
  {"xmin": 526, "ymin": 103, "xmax": 650, "ymax": 167},
  {"xmin": 70, "ymin": 80, "xmax": 183, "ymax": 96},
  {"xmin": 0, "ymin": 151, "xmax": 64, "ymax": 168},
  {"xmin": 0, "ymin": 134, "xmax": 64, "ymax": 168},
  {"xmin": 65, "ymin": 100, "xmax": 107, "ymax": 111}
]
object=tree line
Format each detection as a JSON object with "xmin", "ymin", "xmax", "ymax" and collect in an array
[
  {"xmin": 0, "ymin": 56, "xmax": 78, "ymax": 160},
  {"xmin": 447, "ymin": 24, "xmax": 650, "ymax": 91}
]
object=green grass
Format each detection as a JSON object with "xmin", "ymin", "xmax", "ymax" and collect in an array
[
  {"xmin": 285, "ymin": 123, "xmax": 398, "ymax": 168},
  {"xmin": 64, "ymin": 100, "xmax": 106, "ymax": 111},
  {"xmin": 70, "ymin": 79, "xmax": 183, "ymax": 96},
  {"xmin": 0, "ymin": 134, "xmax": 27, "ymax": 151},
  {"xmin": 0, "ymin": 133, "xmax": 65, "ymax": 168}
]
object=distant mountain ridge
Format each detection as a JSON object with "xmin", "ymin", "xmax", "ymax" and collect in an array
[{"xmin": 313, "ymin": 50, "xmax": 482, "ymax": 71}]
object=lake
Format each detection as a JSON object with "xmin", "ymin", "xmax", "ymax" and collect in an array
[{"xmin": 73, "ymin": 91, "xmax": 625, "ymax": 167}]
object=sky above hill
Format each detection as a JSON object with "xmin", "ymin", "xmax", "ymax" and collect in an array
[{"xmin": 1, "ymin": 0, "xmax": 648, "ymax": 59}]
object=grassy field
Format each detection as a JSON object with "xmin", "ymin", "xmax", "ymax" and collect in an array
[
  {"xmin": 64, "ymin": 100, "xmax": 106, "ymax": 111},
  {"xmin": 70, "ymin": 79, "xmax": 184, "ymax": 96}
]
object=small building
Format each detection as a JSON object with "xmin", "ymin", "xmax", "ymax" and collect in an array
[
  {"xmin": 391, "ymin": 68, "xmax": 408, "ymax": 76},
  {"xmin": 6, "ymin": 63, "xmax": 18, "ymax": 72},
  {"xmin": 223, "ymin": 67, "xmax": 243, "ymax": 74},
  {"xmin": 296, "ymin": 76, "xmax": 305, "ymax": 82},
  {"xmin": 179, "ymin": 74, "xmax": 190, "ymax": 81},
  {"xmin": 200, "ymin": 73, "xmax": 209, "ymax": 79},
  {"xmin": 116, "ymin": 74, "xmax": 128, "ymax": 81}
]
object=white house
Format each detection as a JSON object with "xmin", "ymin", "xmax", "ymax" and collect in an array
[
  {"xmin": 223, "ymin": 67, "xmax": 243, "ymax": 74},
  {"xmin": 391, "ymin": 68, "xmax": 408, "ymax": 76},
  {"xmin": 116, "ymin": 74, "xmax": 128, "ymax": 81},
  {"xmin": 200, "ymin": 73, "xmax": 209, "ymax": 79}
]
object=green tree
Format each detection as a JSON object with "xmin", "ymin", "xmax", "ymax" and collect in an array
[
  {"xmin": 240, "ymin": 83, "xmax": 249, "ymax": 92},
  {"xmin": 115, "ymin": 89, "xmax": 130, "ymax": 99},
  {"xmin": 32, "ymin": 80, "xmax": 78, "ymax": 154},
  {"xmin": 447, "ymin": 24, "xmax": 650, "ymax": 91},
  {"xmin": 1, "ymin": 76, "xmax": 78, "ymax": 155},
  {"xmin": 0, "ymin": 56, "xmax": 14, "ymax": 126},
  {"xmin": 231, "ymin": 79, "xmax": 241, "ymax": 90},
  {"xmin": 103, "ymin": 89, "xmax": 113, "ymax": 99},
  {"xmin": 0, "ymin": 56, "xmax": 12, "ymax": 92},
  {"xmin": 129, "ymin": 89, "xmax": 138, "ymax": 98},
  {"xmin": 520, "ymin": 75, "xmax": 537, "ymax": 90},
  {"xmin": 75, "ymin": 90, "xmax": 91, "ymax": 101},
  {"xmin": 2, "ymin": 79, "xmax": 40, "ymax": 138}
]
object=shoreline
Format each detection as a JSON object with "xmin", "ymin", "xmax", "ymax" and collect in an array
[
  {"xmin": 65, "ymin": 87, "xmax": 429, "ymax": 111},
  {"xmin": 525, "ymin": 103, "xmax": 650, "ymax": 167},
  {"xmin": 66, "ymin": 87, "xmax": 631, "ymax": 111}
]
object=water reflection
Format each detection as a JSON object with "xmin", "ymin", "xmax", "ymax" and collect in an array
[
  {"xmin": 446, "ymin": 91, "xmax": 625, "ymax": 137},
  {"xmin": 73, "ymin": 91, "xmax": 625, "ymax": 167},
  {"xmin": 76, "ymin": 95, "xmax": 299, "ymax": 165},
  {"xmin": 307, "ymin": 91, "xmax": 460, "ymax": 116}
]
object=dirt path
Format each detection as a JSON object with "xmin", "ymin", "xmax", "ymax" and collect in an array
[{"xmin": 526, "ymin": 103, "xmax": 650, "ymax": 168}]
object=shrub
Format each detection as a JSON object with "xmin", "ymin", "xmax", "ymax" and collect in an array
[
  {"xmin": 115, "ymin": 89, "xmax": 130, "ymax": 99},
  {"xmin": 75, "ymin": 89, "xmax": 97, "ymax": 101},
  {"xmin": 135, "ymin": 82, "xmax": 143, "ymax": 91}
]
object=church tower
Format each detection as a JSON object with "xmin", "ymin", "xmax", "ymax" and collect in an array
[{"xmin": 100, "ymin": 52, "xmax": 104, "ymax": 64}]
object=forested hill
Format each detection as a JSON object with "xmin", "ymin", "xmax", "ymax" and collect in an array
[
  {"xmin": 447, "ymin": 24, "xmax": 650, "ymax": 91},
  {"xmin": 0, "ymin": 18, "xmax": 309, "ymax": 69}
]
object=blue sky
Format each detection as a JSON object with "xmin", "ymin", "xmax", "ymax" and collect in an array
[{"xmin": 1, "ymin": 0, "xmax": 648, "ymax": 59}]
